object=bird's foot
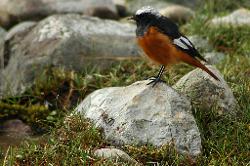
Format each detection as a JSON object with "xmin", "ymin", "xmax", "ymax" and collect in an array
[{"xmin": 146, "ymin": 76, "xmax": 166, "ymax": 87}]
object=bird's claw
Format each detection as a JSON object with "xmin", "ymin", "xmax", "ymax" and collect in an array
[{"xmin": 146, "ymin": 76, "xmax": 166, "ymax": 87}]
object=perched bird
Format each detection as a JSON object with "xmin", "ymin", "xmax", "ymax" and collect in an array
[{"xmin": 130, "ymin": 6, "xmax": 219, "ymax": 86}]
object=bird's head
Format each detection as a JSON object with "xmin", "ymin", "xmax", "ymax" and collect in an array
[{"xmin": 129, "ymin": 6, "xmax": 161, "ymax": 25}]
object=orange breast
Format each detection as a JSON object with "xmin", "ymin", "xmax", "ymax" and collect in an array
[{"xmin": 137, "ymin": 26, "xmax": 183, "ymax": 66}]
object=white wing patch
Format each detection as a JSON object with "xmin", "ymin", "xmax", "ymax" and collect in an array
[{"xmin": 173, "ymin": 36, "xmax": 193, "ymax": 50}]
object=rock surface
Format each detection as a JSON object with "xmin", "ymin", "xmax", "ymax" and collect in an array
[
  {"xmin": 0, "ymin": 0, "xmax": 118, "ymax": 28},
  {"xmin": 5, "ymin": 21, "xmax": 37, "ymax": 41},
  {"xmin": 76, "ymin": 80, "xmax": 201, "ymax": 157},
  {"xmin": 160, "ymin": 5, "xmax": 194, "ymax": 23},
  {"xmin": 3, "ymin": 21, "xmax": 37, "ymax": 68},
  {"xmin": 0, "ymin": 27, "xmax": 6, "ymax": 69},
  {"xmin": 0, "ymin": 14, "xmax": 139, "ymax": 97},
  {"xmin": 209, "ymin": 8, "xmax": 250, "ymax": 27},
  {"xmin": 94, "ymin": 147, "xmax": 139, "ymax": 164},
  {"xmin": 174, "ymin": 66, "xmax": 238, "ymax": 115}
]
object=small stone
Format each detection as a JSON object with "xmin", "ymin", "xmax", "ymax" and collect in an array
[
  {"xmin": 76, "ymin": 80, "xmax": 201, "ymax": 157},
  {"xmin": 0, "ymin": 119, "xmax": 32, "ymax": 148},
  {"xmin": 160, "ymin": 5, "xmax": 195, "ymax": 23},
  {"xmin": 0, "ymin": 119, "xmax": 32, "ymax": 138},
  {"xmin": 174, "ymin": 65, "xmax": 238, "ymax": 115},
  {"xmin": 94, "ymin": 147, "xmax": 139, "ymax": 164},
  {"xmin": 209, "ymin": 8, "xmax": 250, "ymax": 27}
]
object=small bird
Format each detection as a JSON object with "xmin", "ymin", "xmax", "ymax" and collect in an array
[{"xmin": 130, "ymin": 6, "xmax": 219, "ymax": 86}]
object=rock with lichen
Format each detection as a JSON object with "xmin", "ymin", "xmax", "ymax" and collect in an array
[
  {"xmin": 0, "ymin": 14, "xmax": 139, "ymax": 98},
  {"xmin": 76, "ymin": 80, "xmax": 201, "ymax": 158},
  {"xmin": 173, "ymin": 65, "xmax": 238, "ymax": 115}
]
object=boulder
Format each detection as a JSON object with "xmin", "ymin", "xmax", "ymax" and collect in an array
[
  {"xmin": 76, "ymin": 80, "xmax": 201, "ymax": 157},
  {"xmin": 94, "ymin": 147, "xmax": 139, "ymax": 164},
  {"xmin": 0, "ymin": 0, "xmax": 118, "ymax": 28},
  {"xmin": 160, "ymin": 5, "xmax": 195, "ymax": 23},
  {"xmin": 209, "ymin": 8, "xmax": 250, "ymax": 27},
  {"xmin": 0, "ymin": 14, "xmax": 140, "ymax": 97},
  {"xmin": 174, "ymin": 66, "xmax": 238, "ymax": 115}
]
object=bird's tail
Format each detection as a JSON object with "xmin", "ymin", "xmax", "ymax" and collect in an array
[
  {"xmin": 184, "ymin": 57, "xmax": 220, "ymax": 81},
  {"xmin": 198, "ymin": 63, "xmax": 220, "ymax": 81}
]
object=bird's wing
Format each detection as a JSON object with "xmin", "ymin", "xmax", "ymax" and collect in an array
[
  {"xmin": 156, "ymin": 17, "xmax": 207, "ymax": 62},
  {"xmin": 172, "ymin": 35, "xmax": 207, "ymax": 62}
]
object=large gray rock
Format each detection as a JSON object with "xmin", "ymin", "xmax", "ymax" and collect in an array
[
  {"xmin": 0, "ymin": 0, "xmax": 118, "ymax": 28},
  {"xmin": 0, "ymin": 14, "xmax": 139, "ymax": 97},
  {"xmin": 174, "ymin": 66, "xmax": 238, "ymax": 115},
  {"xmin": 209, "ymin": 8, "xmax": 250, "ymax": 27},
  {"xmin": 76, "ymin": 80, "xmax": 201, "ymax": 157},
  {"xmin": 94, "ymin": 147, "xmax": 139, "ymax": 164},
  {"xmin": 0, "ymin": 27, "xmax": 6, "ymax": 69}
]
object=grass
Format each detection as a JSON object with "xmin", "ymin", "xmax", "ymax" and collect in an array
[{"xmin": 1, "ymin": 0, "xmax": 250, "ymax": 165}]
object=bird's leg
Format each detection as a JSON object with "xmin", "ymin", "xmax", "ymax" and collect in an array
[{"xmin": 147, "ymin": 65, "xmax": 166, "ymax": 87}]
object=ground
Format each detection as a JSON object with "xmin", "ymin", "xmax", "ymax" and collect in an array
[{"xmin": 0, "ymin": 0, "xmax": 250, "ymax": 165}]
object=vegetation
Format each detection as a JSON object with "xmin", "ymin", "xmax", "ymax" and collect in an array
[{"xmin": 1, "ymin": 0, "xmax": 250, "ymax": 165}]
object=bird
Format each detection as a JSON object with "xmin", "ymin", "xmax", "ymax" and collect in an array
[{"xmin": 130, "ymin": 6, "xmax": 220, "ymax": 86}]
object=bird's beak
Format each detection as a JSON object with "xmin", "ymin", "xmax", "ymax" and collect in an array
[{"xmin": 127, "ymin": 15, "xmax": 135, "ymax": 21}]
